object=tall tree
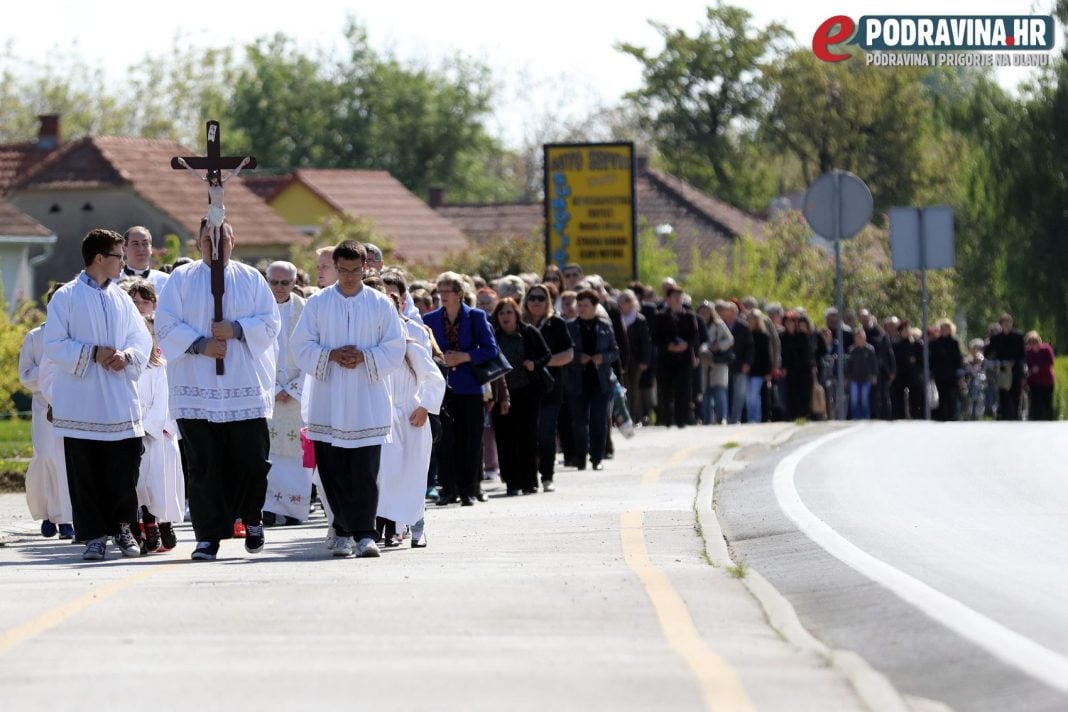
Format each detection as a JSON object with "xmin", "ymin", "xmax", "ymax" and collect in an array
[
  {"xmin": 762, "ymin": 50, "xmax": 937, "ymax": 217},
  {"xmin": 618, "ymin": 3, "xmax": 789, "ymax": 212}
]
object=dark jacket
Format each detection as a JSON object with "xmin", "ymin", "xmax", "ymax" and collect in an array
[
  {"xmin": 750, "ymin": 330, "xmax": 773, "ymax": 377},
  {"xmin": 423, "ymin": 304, "xmax": 500, "ymax": 396},
  {"xmin": 866, "ymin": 327, "xmax": 897, "ymax": 382},
  {"xmin": 494, "ymin": 322, "xmax": 551, "ymax": 392},
  {"xmin": 780, "ymin": 330, "xmax": 814, "ymax": 375},
  {"xmin": 845, "ymin": 343, "xmax": 878, "ymax": 382},
  {"xmin": 563, "ymin": 317, "xmax": 620, "ymax": 394},
  {"xmin": 727, "ymin": 319, "xmax": 754, "ymax": 373},
  {"xmin": 653, "ymin": 308, "xmax": 700, "ymax": 364},
  {"xmin": 987, "ymin": 330, "xmax": 1026, "ymax": 376},
  {"xmin": 930, "ymin": 336, "xmax": 963, "ymax": 382},
  {"xmin": 625, "ymin": 314, "xmax": 652, "ymax": 372}
]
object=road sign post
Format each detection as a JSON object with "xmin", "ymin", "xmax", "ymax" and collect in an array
[{"xmin": 804, "ymin": 170, "xmax": 873, "ymax": 420}]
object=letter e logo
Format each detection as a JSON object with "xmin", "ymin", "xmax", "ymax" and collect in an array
[{"xmin": 813, "ymin": 15, "xmax": 856, "ymax": 62}]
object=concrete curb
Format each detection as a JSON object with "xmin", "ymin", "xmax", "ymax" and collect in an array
[{"xmin": 695, "ymin": 428, "xmax": 913, "ymax": 712}]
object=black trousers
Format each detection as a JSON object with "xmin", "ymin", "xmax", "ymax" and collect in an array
[
  {"xmin": 438, "ymin": 392, "xmax": 485, "ymax": 499},
  {"xmin": 314, "ymin": 442, "xmax": 380, "ymax": 540},
  {"xmin": 656, "ymin": 358, "xmax": 692, "ymax": 427},
  {"xmin": 493, "ymin": 383, "xmax": 540, "ymax": 491},
  {"xmin": 64, "ymin": 437, "xmax": 143, "ymax": 542},
  {"xmin": 998, "ymin": 376, "xmax": 1023, "ymax": 420},
  {"xmin": 890, "ymin": 380, "xmax": 908, "ymax": 420},
  {"xmin": 178, "ymin": 418, "xmax": 271, "ymax": 543},
  {"xmin": 1028, "ymin": 385, "xmax": 1054, "ymax": 420},
  {"xmin": 786, "ymin": 370, "xmax": 812, "ymax": 420}
]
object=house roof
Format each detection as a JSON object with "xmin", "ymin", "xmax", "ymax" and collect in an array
[
  {"xmin": 12, "ymin": 137, "xmax": 304, "ymax": 247},
  {"xmin": 434, "ymin": 167, "xmax": 765, "ymax": 275},
  {"xmin": 0, "ymin": 141, "xmax": 56, "ymax": 193},
  {"xmin": 241, "ymin": 174, "xmax": 291, "ymax": 200},
  {"xmin": 434, "ymin": 203, "xmax": 544, "ymax": 244},
  {"xmin": 280, "ymin": 168, "xmax": 468, "ymax": 263},
  {"xmin": 0, "ymin": 197, "xmax": 53, "ymax": 238}
]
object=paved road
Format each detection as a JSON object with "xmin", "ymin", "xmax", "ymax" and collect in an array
[
  {"xmin": 717, "ymin": 421, "xmax": 1068, "ymax": 712},
  {"xmin": 0, "ymin": 424, "xmax": 866, "ymax": 711}
]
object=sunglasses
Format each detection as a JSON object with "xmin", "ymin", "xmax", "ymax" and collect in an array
[
  {"xmin": 268, "ymin": 279, "xmax": 293, "ymax": 286},
  {"xmin": 526, "ymin": 294, "xmax": 547, "ymax": 302}
]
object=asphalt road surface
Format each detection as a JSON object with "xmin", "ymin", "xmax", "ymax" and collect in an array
[
  {"xmin": 0, "ymin": 424, "xmax": 866, "ymax": 712},
  {"xmin": 717, "ymin": 421, "xmax": 1068, "ymax": 712}
]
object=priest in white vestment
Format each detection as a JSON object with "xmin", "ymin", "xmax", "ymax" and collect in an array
[
  {"xmin": 122, "ymin": 226, "xmax": 170, "ymax": 293},
  {"xmin": 19, "ymin": 317, "xmax": 73, "ymax": 539},
  {"xmin": 43, "ymin": 229, "xmax": 153, "ymax": 561},
  {"xmin": 263, "ymin": 261, "xmax": 313, "ymax": 525},
  {"xmin": 292, "ymin": 240, "xmax": 406, "ymax": 558},
  {"xmin": 155, "ymin": 219, "xmax": 280, "ymax": 562}
]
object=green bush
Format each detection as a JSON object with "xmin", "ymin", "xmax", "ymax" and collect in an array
[{"xmin": 1054, "ymin": 356, "xmax": 1068, "ymax": 420}]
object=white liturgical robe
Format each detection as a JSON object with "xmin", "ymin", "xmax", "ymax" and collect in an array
[
  {"xmin": 377, "ymin": 336, "xmax": 445, "ymax": 526},
  {"xmin": 293, "ymin": 285, "xmax": 406, "ymax": 449},
  {"xmin": 43, "ymin": 275, "xmax": 152, "ymax": 441},
  {"xmin": 19, "ymin": 327, "xmax": 72, "ymax": 523},
  {"xmin": 155, "ymin": 260, "xmax": 280, "ymax": 422},
  {"xmin": 135, "ymin": 364, "xmax": 185, "ymax": 522}
]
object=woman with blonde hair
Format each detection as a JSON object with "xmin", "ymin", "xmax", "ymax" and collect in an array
[
  {"xmin": 929, "ymin": 318, "xmax": 963, "ymax": 421},
  {"xmin": 522, "ymin": 283, "xmax": 573, "ymax": 491},
  {"xmin": 1024, "ymin": 330, "xmax": 1055, "ymax": 420}
]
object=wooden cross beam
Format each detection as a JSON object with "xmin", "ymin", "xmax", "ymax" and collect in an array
[{"xmin": 171, "ymin": 120, "xmax": 257, "ymax": 376}]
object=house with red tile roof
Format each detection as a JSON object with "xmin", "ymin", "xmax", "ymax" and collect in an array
[
  {"xmin": 6, "ymin": 133, "xmax": 306, "ymax": 288},
  {"xmin": 0, "ymin": 198, "xmax": 56, "ymax": 306},
  {"xmin": 433, "ymin": 159, "xmax": 765, "ymax": 277},
  {"xmin": 264, "ymin": 169, "xmax": 469, "ymax": 265}
]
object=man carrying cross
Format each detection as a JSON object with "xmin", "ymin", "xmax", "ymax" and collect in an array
[{"xmin": 155, "ymin": 219, "xmax": 280, "ymax": 561}]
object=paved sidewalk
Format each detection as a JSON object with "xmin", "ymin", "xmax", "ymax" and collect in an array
[{"xmin": 0, "ymin": 424, "xmax": 867, "ymax": 711}]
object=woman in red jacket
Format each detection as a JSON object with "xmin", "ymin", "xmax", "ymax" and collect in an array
[{"xmin": 1024, "ymin": 331, "xmax": 1056, "ymax": 420}]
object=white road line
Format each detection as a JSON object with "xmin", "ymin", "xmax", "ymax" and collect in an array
[{"xmin": 774, "ymin": 426, "xmax": 1068, "ymax": 695}]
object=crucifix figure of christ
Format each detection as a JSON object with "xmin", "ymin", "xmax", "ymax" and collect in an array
[{"xmin": 171, "ymin": 120, "xmax": 256, "ymax": 375}]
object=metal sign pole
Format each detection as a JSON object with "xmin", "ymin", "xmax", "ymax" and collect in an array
[
  {"xmin": 919, "ymin": 208, "xmax": 931, "ymax": 420},
  {"xmin": 834, "ymin": 171, "xmax": 846, "ymax": 420}
]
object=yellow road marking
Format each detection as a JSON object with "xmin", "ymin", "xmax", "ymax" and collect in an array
[
  {"xmin": 621, "ymin": 510, "xmax": 755, "ymax": 711},
  {"xmin": 640, "ymin": 443, "xmax": 704, "ymax": 486},
  {"xmin": 0, "ymin": 563, "xmax": 178, "ymax": 657}
]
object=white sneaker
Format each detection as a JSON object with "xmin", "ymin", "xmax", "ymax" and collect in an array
[
  {"xmin": 324, "ymin": 527, "xmax": 337, "ymax": 550},
  {"xmin": 355, "ymin": 538, "xmax": 380, "ymax": 558},
  {"xmin": 333, "ymin": 536, "xmax": 354, "ymax": 557}
]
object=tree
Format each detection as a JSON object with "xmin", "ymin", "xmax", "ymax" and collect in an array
[
  {"xmin": 762, "ymin": 50, "xmax": 938, "ymax": 217},
  {"xmin": 636, "ymin": 222, "xmax": 679, "ymax": 287},
  {"xmin": 619, "ymin": 3, "xmax": 790, "ymax": 212}
]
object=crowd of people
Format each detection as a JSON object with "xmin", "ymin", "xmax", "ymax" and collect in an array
[{"xmin": 17, "ymin": 222, "xmax": 1059, "ymax": 561}]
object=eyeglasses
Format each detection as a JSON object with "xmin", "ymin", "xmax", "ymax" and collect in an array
[
  {"xmin": 268, "ymin": 279, "xmax": 293, "ymax": 286},
  {"xmin": 526, "ymin": 294, "xmax": 547, "ymax": 302}
]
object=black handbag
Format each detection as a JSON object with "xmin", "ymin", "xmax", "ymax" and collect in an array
[
  {"xmin": 712, "ymin": 348, "xmax": 735, "ymax": 364},
  {"xmin": 468, "ymin": 313, "xmax": 512, "ymax": 384},
  {"xmin": 471, "ymin": 352, "xmax": 512, "ymax": 384}
]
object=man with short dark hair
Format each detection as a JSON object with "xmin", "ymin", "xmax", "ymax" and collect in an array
[
  {"xmin": 156, "ymin": 220, "xmax": 281, "ymax": 561},
  {"xmin": 987, "ymin": 312, "xmax": 1026, "ymax": 420},
  {"xmin": 293, "ymin": 241, "xmax": 406, "ymax": 557},
  {"xmin": 122, "ymin": 226, "xmax": 170, "ymax": 293},
  {"xmin": 653, "ymin": 287, "xmax": 699, "ymax": 427},
  {"xmin": 44, "ymin": 229, "xmax": 153, "ymax": 561}
]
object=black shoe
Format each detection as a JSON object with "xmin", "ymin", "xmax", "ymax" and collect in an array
[
  {"xmin": 476, "ymin": 492, "xmax": 489, "ymax": 503},
  {"xmin": 261, "ymin": 511, "xmax": 277, "ymax": 527},
  {"xmin": 57, "ymin": 523, "xmax": 75, "ymax": 540},
  {"xmin": 575, "ymin": 463, "xmax": 587, "ymax": 471},
  {"xmin": 435, "ymin": 492, "xmax": 458, "ymax": 506},
  {"xmin": 542, "ymin": 481, "xmax": 556, "ymax": 493},
  {"xmin": 159, "ymin": 523, "xmax": 177, "ymax": 551},
  {"xmin": 191, "ymin": 541, "xmax": 219, "ymax": 561},
  {"xmin": 592, "ymin": 462, "xmax": 604, "ymax": 471},
  {"xmin": 506, "ymin": 489, "xmax": 521, "ymax": 496},
  {"xmin": 244, "ymin": 523, "xmax": 265, "ymax": 554},
  {"xmin": 522, "ymin": 488, "xmax": 538, "ymax": 495},
  {"xmin": 460, "ymin": 497, "xmax": 474, "ymax": 507},
  {"xmin": 284, "ymin": 516, "xmax": 301, "ymax": 526}
]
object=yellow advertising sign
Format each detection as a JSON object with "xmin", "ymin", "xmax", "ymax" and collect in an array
[{"xmin": 544, "ymin": 143, "xmax": 636, "ymax": 286}]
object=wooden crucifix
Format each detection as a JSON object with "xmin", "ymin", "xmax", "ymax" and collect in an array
[{"xmin": 171, "ymin": 120, "xmax": 256, "ymax": 375}]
